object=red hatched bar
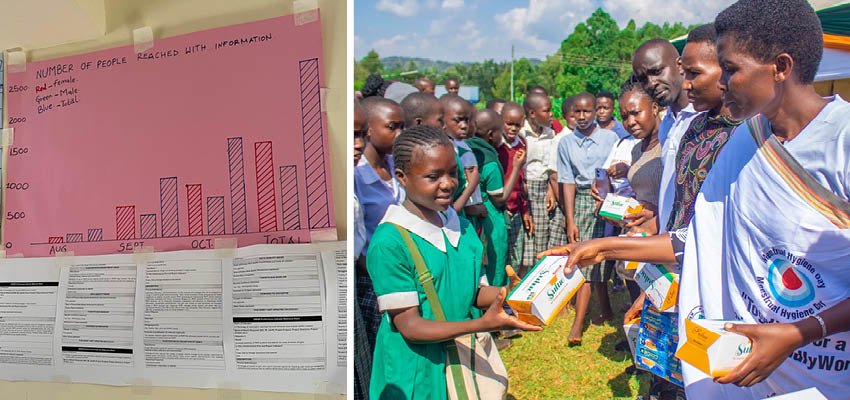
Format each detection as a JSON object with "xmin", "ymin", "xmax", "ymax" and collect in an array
[{"xmin": 116, "ymin": 205, "xmax": 136, "ymax": 240}]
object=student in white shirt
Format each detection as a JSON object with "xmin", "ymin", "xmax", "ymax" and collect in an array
[{"xmin": 520, "ymin": 93, "xmax": 567, "ymax": 258}]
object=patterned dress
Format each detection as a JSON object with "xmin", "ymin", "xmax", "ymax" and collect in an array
[
  {"xmin": 667, "ymin": 113, "xmax": 743, "ymax": 232},
  {"xmin": 654, "ymin": 112, "xmax": 741, "ymax": 400}
]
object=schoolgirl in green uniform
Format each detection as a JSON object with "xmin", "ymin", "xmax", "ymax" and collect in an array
[
  {"xmin": 366, "ymin": 125, "xmax": 539, "ymax": 399},
  {"xmin": 467, "ymin": 109, "xmax": 526, "ymax": 287}
]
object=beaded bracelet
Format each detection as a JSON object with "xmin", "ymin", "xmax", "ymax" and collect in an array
[{"xmin": 810, "ymin": 314, "xmax": 828, "ymax": 339}]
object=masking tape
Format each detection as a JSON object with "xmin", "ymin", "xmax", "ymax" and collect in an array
[
  {"xmin": 315, "ymin": 381, "xmax": 344, "ymax": 394},
  {"xmin": 130, "ymin": 378, "xmax": 153, "ymax": 395},
  {"xmin": 54, "ymin": 251, "xmax": 75, "ymax": 268},
  {"xmin": 310, "ymin": 227, "xmax": 338, "ymax": 242},
  {"xmin": 133, "ymin": 245, "xmax": 156, "ymax": 264},
  {"xmin": 217, "ymin": 382, "xmax": 242, "ymax": 400},
  {"xmin": 2, "ymin": 128, "xmax": 14, "ymax": 147},
  {"xmin": 51, "ymin": 375, "xmax": 72, "ymax": 390},
  {"xmin": 133, "ymin": 26, "xmax": 154, "ymax": 53},
  {"xmin": 214, "ymin": 238, "xmax": 237, "ymax": 258},
  {"xmin": 320, "ymin": 88, "xmax": 329, "ymax": 112},
  {"xmin": 330, "ymin": 382, "xmax": 345, "ymax": 394},
  {"xmin": 293, "ymin": 0, "xmax": 319, "ymax": 26},
  {"xmin": 0, "ymin": 252, "xmax": 24, "ymax": 264},
  {"xmin": 7, "ymin": 49, "xmax": 26, "ymax": 73}
]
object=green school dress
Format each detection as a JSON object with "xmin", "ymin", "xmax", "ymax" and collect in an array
[
  {"xmin": 479, "ymin": 162, "xmax": 508, "ymax": 286},
  {"xmin": 467, "ymin": 137, "xmax": 509, "ymax": 287},
  {"xmin": 452, "ymin": 153, "xmax": 467, "ymax": 213},
  {"xmin": 367, "ymin": 204, "xmax": 485, "ymax": 400}
]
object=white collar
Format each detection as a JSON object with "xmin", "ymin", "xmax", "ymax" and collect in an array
[
  {"xmin": 521, "ymin": 121, "xmax": 554, "ymax": 139},
  {"xmin": 666, "ymin": 103, "xmax": 698, "ymax": 123},
  {"xmin": 504, "ymin": 136, "xmax": 521, "ymax": 148},
  {"xmin": 355, "ymin": 154, "xmax": 394, "ymax": 185},
  {"xmin": 380, "ymin": 204, "xmax": 461, "ymax": 252}
]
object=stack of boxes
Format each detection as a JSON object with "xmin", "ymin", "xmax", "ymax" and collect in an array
[
  {"xmin": 636, "ymin": 299, "xmax": 684, "ymax": 387},
  {"xmin": 634, "ymin": 263, "xmax": 680, "ymax": 312}
]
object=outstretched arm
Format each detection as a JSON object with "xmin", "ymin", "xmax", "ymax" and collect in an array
[
  {"xmin": 538, "ymin": 234, "xmax": 677, "ymax": 274},
  {"xmin": 389, "ymin": 286, "xmax": 541, "ymax": 343}
]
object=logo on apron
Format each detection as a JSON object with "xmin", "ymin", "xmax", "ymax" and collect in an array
[
  {"xmin": 767, "ymin": 256, "xmax": 816, "ymax": 308},
  {"xmin": 747, "ymin": 248, "xmax": 828, "ymax": 323}
]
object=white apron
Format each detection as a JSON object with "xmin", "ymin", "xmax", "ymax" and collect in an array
[{"xmin": 678, "ymin": 114, "xmax": 850, "ymax": 399}]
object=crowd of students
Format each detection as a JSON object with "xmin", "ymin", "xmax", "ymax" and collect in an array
[{"xmin": 352, "ymin": 0, "xmax": 850, "ymax": 399}]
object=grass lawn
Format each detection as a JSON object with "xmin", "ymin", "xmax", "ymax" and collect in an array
[{"xmin": 501, "ymin": 287, "xmax": 652, "ymax": 399}]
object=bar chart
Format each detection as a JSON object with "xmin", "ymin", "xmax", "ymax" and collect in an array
[
  {"xmin": 2, "ymin": 14, "xmax": 334, "ymax": 258},
  {"xmin": 24, "ymin": 137, "xmax": 317, "ymax": 252}
]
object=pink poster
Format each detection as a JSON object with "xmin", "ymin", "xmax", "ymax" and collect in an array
[{"xmin": 3, "ymin": 12, "xmax": 334, "ymax": 257}]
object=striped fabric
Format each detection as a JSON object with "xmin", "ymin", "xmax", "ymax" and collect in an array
[
  {"xmin": 528, "ymin": 179, "xmax": 569, "ymax": 260},
  {"xmin": 574, "ymin": 189, "xmax": 610, "ymax": 282},
  {"xmin": 506, "ymin": 212, "xmax": 536, "ymax": 275},
  {"xmin": 748, "ymin": 115, "xmax": 850, "ymax": 228}
]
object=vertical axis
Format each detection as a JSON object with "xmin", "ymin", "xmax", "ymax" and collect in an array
[
  {"xmin": 186, "ymin": 184, "xmax": 203, "ymax": 236},
  {"xmin": 299, "ymin": 57, "xmax": 331, "ymax": 229},
  {"xmin": 227, "ymin": 137, "xmax": 248, "ymax": 234},
  {"xmin": 160, "ymin": 177, "xmax": 179, "ymax": 238},
  {"xmin": 254, "ymin": 141, "xmax": 278, "ymax": 232},
  {"xmin": 280, "ymin": 165, "xmax": 301, "ymax": 230}
]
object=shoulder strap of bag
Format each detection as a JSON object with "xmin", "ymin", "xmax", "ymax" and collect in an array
[
  {"xmin": 390, "ymin": 223, "xmax": 472, "ymax": 400},
  {"xmin": 390, "ymin": 223, "xmax": 448, "ymax": 321},
  {"xmin": 748, "ymin": 115, "xmax": 850, "ymax": 229}
]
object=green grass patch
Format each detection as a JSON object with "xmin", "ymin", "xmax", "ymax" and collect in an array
[{"xmin": 501, "ymin": 288, "xmax": 652, "ymax": 399}]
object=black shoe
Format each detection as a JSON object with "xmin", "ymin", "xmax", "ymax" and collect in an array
[{"xmin": 625, "ymin": 365, "xmax": 645, "ymax": 375}]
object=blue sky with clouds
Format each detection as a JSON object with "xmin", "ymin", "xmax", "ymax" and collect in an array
[{"xmin": 355, "ymin": 0, "xmax": 734, "ymax": 62}]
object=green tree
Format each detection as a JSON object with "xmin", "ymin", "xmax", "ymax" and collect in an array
[
  {"xmin": 493, "ymin": 57, "xmax": 537, "ymax": 101},
  {"xmin": 354, "ymin": 58, "xmax": 368, "ymax": 90},
  {"xmin": 464, "ymin": 60, "xmax": 506, "ymax": 104},
  {"xmin": 404, "ymin": 60, "xmax": 418, "ymax": 73},
  {"xmin": 352, "ymin": 7, "xmax": 697, "ymax": 108},
  {"xmin": 361, "ymin": 50, "xmax": 383, "ymax": 74}
]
